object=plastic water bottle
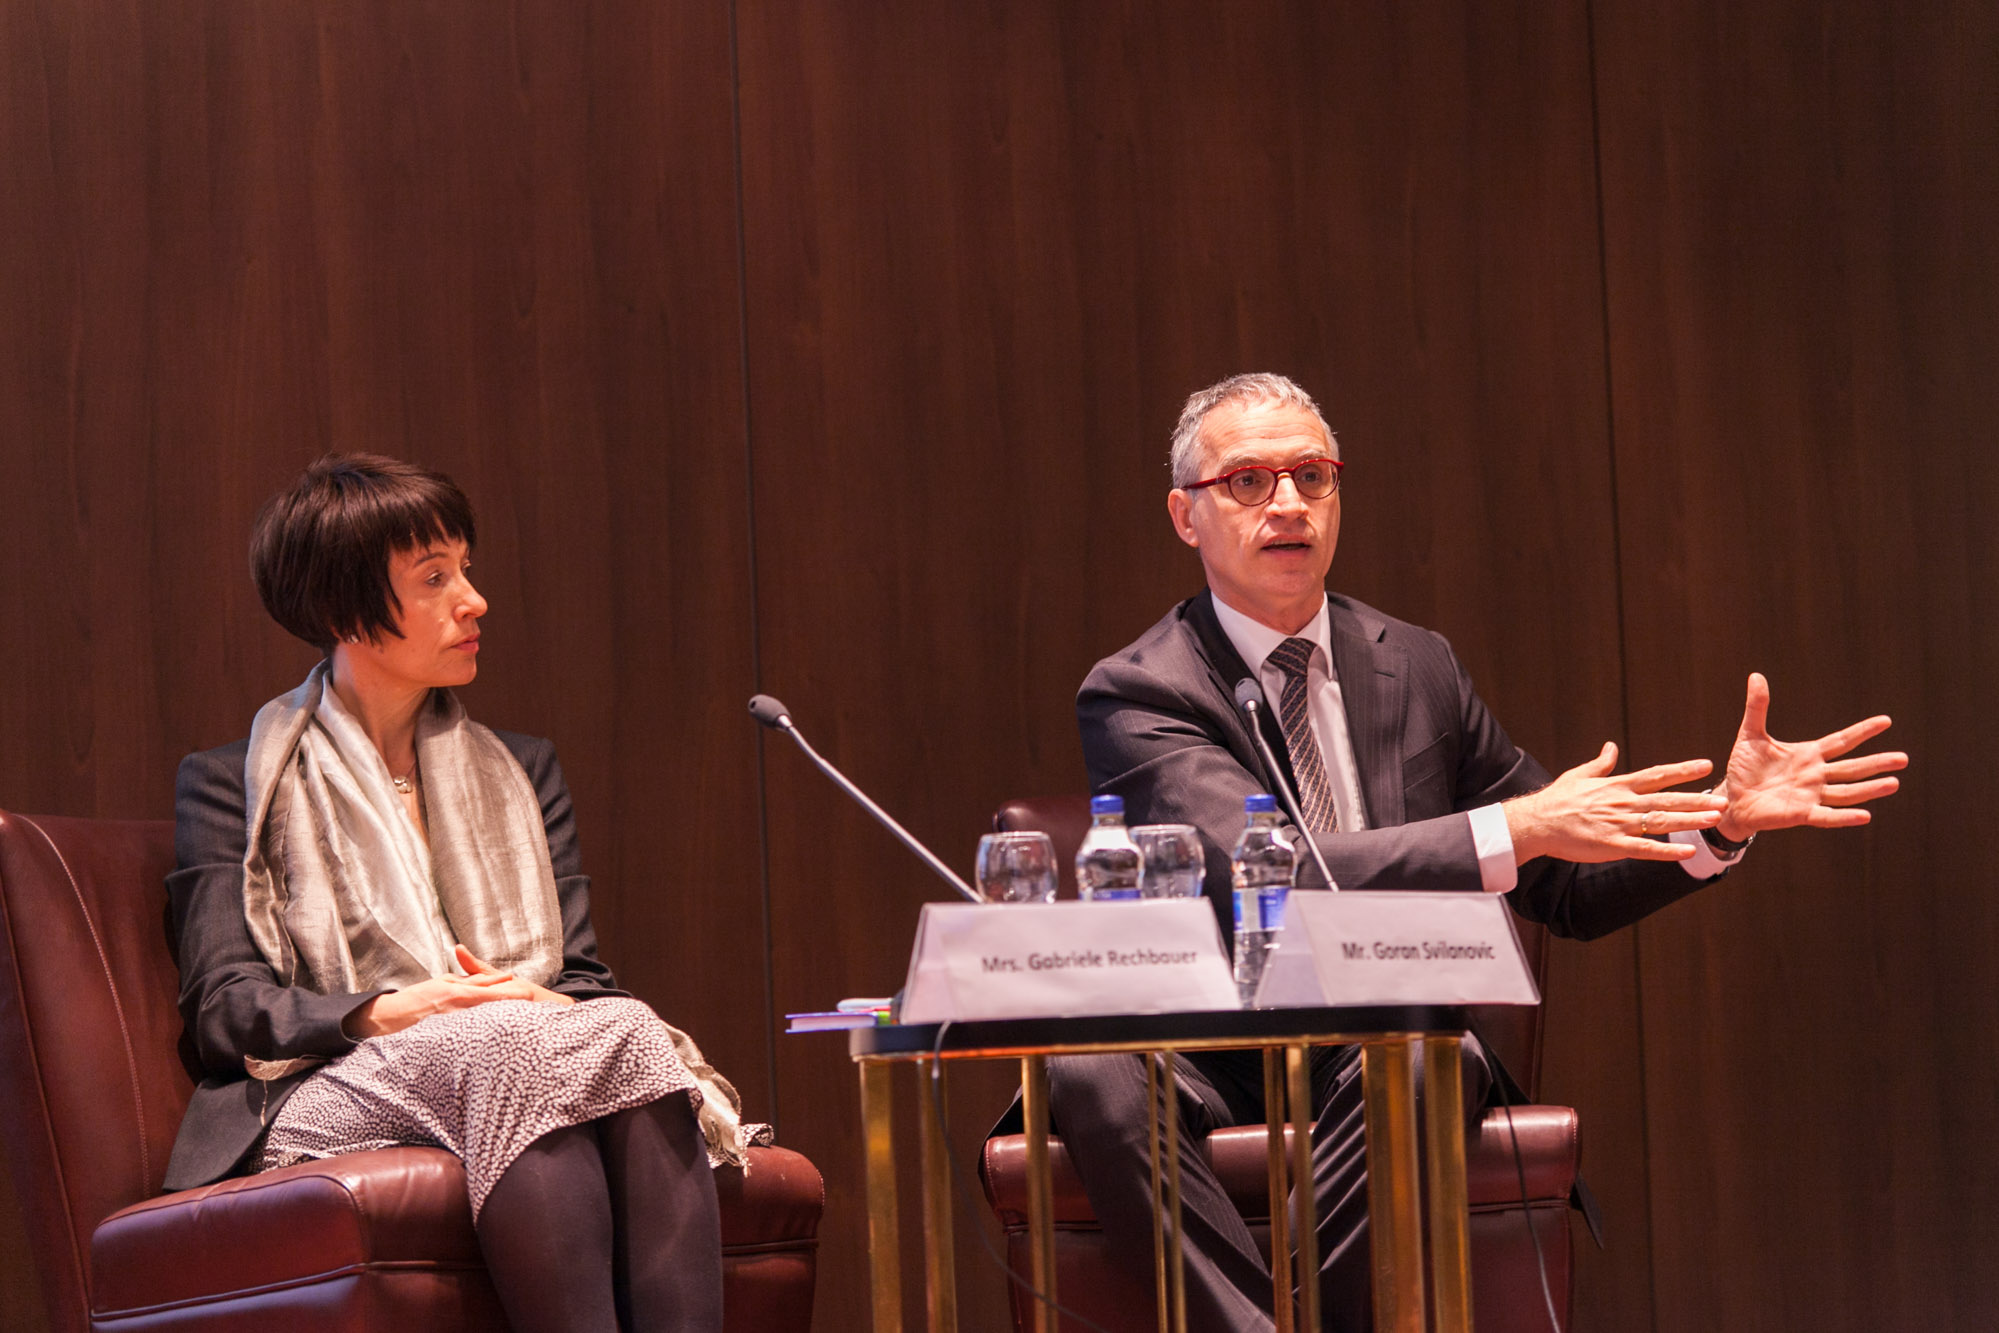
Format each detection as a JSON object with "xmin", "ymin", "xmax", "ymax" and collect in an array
[
  {"xmin": 1076, "ymin": 795, "xmax": 1142, "ymax": 902},
  {"xmin": 1231, "ymin": 794, "xmax": 1295, "ymax": 1006}
]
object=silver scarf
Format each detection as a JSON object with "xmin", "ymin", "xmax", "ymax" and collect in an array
[{"xmin": 241, "ymin": 662, "xmax": 563, "ymax": 995}]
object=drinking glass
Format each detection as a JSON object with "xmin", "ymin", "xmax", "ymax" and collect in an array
[
  {"xmin": 975, "ymin": 831, "xmax": 1059, "ymax": 904},
  {"xmin": 1133, "ymin": 824, "xmax": 1204, "ymax": 899}
]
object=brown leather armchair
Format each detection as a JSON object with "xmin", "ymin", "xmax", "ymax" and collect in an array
[
  {"xmin": 0, "ymin": 810, "xmax": 822, "ymax": 1332},
  {"xmin": 978, "ymin": 797, "xmax": 1578, "ymax": 1333}
]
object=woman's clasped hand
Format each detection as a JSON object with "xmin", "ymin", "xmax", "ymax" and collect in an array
[{"xmin": 343, "ymin": 945, "xmax": 576, "ymax": 1040}]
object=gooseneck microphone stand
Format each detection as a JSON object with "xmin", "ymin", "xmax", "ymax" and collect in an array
[
  {"xmin": 1233, "ymin": 678, "xmax": 1340, "ymax": 892},
  {"xmin": 748, "ymin": 694, "xmax": 981, "ymax": 903}
]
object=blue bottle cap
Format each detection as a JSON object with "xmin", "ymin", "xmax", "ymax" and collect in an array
[
  {"xmin": 1089, "ymin": 794, "xmax": 1125, "ymax": 816},
  {"xmin": 1244, "ymin": 793, "xmax": 1278, "ymax": 813}
]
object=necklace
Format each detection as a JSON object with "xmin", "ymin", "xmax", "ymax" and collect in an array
[{"xmin": 392, "ymin": 767, "xmax": 418, "ymax": 795}]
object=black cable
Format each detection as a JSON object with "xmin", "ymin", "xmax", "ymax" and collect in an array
[
  {"xmin": 926, "ymin": 1021, "xmax": 1116, "ymax": 1333},
  {"xmin": 1489, "ymin": 1064, "xmax": 1564, "ymax": 1332}
]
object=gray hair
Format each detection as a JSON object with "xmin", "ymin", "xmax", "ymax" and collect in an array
[{"xmin": 1167, "ymin": 373, "xmax": 1337, "ymax": 487}]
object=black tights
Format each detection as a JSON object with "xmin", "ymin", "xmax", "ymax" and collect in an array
[{"xmin": 475, "ymin": 1093, "xmax": 723, "ymax": 1333}]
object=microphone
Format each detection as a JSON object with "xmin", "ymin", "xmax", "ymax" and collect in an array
[
  {"xmin": 1233, "ymin": 678, "xmax": 1339, "ymax": 892},
  {"xmin": 747, "ymin": 694, "xmax": 981, "ymax": 903}
]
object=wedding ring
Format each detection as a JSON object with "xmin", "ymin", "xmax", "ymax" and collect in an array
[{"xmin": 1639, "ymin": 812, "xmax": 1653, "ymax": 835}]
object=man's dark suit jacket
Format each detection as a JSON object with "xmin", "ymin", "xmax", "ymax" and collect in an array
[
  {"xmin": 163, "ymin": 730, "xmax": 627, "ymax": 1192},
  {"xmin": 1080, "ymin": 589, "xmax": 1714, "ymax": 944}
]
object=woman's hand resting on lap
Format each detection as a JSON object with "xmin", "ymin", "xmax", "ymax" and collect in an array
[
  {"xmin": 453, "ymin": 944, "xmax": 576, "ymax": 1008},
  {"xmin": 343, "ymin": 945, "xmax": 575, "ymax": 1040}
]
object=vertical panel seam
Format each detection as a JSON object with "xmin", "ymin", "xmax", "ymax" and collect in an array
[
  {"xmin": 726, "ymin": 0, "xmax": 782, "ymax": 1137},
  {"xmin": 1584, "ymin": 1, "xmax": 1660, "ymax": 1329}
]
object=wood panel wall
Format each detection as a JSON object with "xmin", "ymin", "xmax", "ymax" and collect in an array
[
  {"xmin": 1592, "ymin": 2, "xmax": 1999, "ymax": 1327},
  {"xmin": 2, "ymin": 3, "xmax": 1988, "ymax": 1330}
]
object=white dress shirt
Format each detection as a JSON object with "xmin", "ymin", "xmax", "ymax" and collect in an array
[{"xmin": 1210, "ymin": 593, "xmax": 1742, "ymax": 894}]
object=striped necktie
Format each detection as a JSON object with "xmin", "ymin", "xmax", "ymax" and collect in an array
[{"xmin": 1264, "ymin": 636, "xmax": 1339, "ymax": 833}]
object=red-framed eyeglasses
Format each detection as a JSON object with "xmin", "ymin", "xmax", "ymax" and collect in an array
[{"xmin": 1184, "ymin": 457, "xmax": 1343, "ymax": 507}]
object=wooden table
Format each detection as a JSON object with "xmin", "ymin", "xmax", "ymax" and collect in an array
[{"xmin": 847, "ymin": 1004, "xmax": 1475, "ymax": 1333}]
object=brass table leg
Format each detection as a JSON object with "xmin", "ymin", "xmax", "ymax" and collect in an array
[
  {"xmin": 1263, "ymin": 1048, "xmax": 1293, "ymax": 1333},
  {"xmin": 1363, "ymin": 1039, "xmax": 1426, "ymax": 1332},
  {"xmin": 1423, "ymin": 1035, "xmax": 1472, "ymax": 1333},
  {"xmin": 1021, "ymin": 1054, "xmax": 1057, "ymax": 1333},
  {"xmin": 1148, "ymin": 1053, "xmax": 1168, "ymax": 1333},
  {"xmin": 860, "ymin": 1059, "xmax": 902, "ymax": 1333},
  {"xmin": 1161, "ymin": 1051, "xmax": 1188, "ymax": 1333},
  {"xmin": 1286, "ymin": 1044, "xmax": 1317, "ymax": 1333},
  {"xmin": 917, "ymin": 1057, "xmax": 958, "ymax": 1332}
]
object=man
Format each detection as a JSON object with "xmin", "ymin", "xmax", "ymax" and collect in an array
[{"xmin": 1050, "ymin": 372, "xmax": 1905, "ymax": 1329}]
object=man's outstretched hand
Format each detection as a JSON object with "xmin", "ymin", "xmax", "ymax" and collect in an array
[
  {"xmin": 1503, "ymin": 672, "xmax": 1907, "ymax": 866},
  {"xmin": 1505, "ymin": 744, "xmax": 1727, "ymax": 864},
  {"xmin": 1713, "ymin": 672, "xmax": 1907, "ymax": 842}
]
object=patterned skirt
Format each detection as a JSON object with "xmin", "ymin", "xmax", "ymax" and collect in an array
[{"xmin": 258, "ymin": 997, "xmax": 699, "ymax": 1219}]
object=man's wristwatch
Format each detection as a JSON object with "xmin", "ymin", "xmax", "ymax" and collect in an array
[
  {"xmin": 1701, "ymin": 826, "xmax": 1754, "ymax": 856},
  {"xmin": 1700, "ymin": 790, "xmax": 1754, "ymax": 856}
]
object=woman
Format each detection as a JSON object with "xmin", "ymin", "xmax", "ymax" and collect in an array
[{"xmin": 163, "ymin": 454, "xmax": 761, "ymax": 1332}]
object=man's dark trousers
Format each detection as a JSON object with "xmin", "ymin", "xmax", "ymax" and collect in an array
[{"xmin": 1047, "ymin": 1036, "xmax": 1492, "ymax": 1331}]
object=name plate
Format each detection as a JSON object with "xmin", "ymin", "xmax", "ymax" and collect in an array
[
  {"xmin": 1254, "ymin": 891, "xmax": 1540, "ymax": 1008},
  {"xmin": 899, "ymin": 900, "xmax": 1238, "ymax": 1024}
]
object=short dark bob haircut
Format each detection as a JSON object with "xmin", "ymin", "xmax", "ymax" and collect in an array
[{"xmin": 251, "ymin": 454, "xmax": 476, "ymax": 654}]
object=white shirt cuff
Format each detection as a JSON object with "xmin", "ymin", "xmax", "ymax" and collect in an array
[
  {"xmin": 1670, "ymin": 827, "xmax": 1748, "ymax": 879},
  {"xmin": 1468, "ymin": 804, "xmax": 1518, "ymax": 894}
]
